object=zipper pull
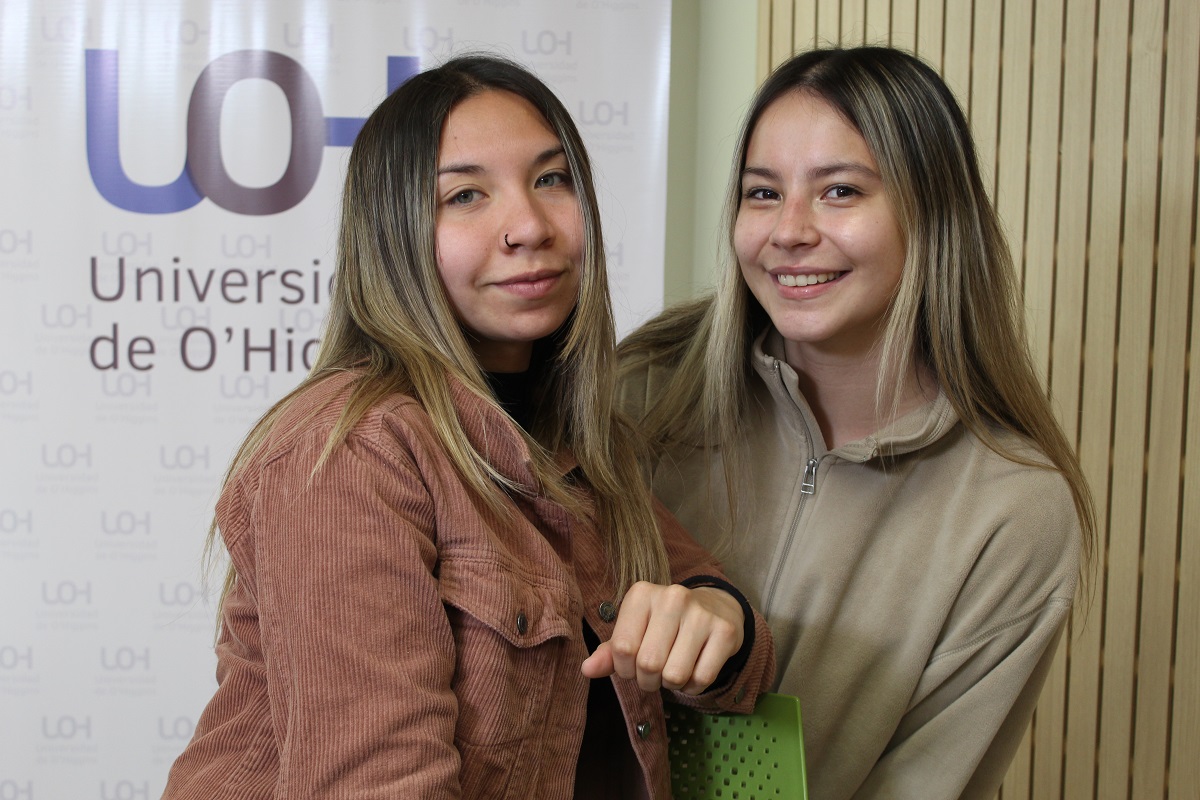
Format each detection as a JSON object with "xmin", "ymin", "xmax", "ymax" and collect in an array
[{"xmin": 801, "ymin": 457, "xmax": 818, "ymax": 495}]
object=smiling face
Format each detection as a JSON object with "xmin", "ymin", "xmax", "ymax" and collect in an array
[
  {"xmin": 435, "ymin": 90, "xmax": 584, "ymax": 372},
  {"xmin": 733, "ymin": 90, "xmax": 906, "ymax": 370}
]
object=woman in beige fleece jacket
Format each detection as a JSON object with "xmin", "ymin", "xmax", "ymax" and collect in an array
[
  {"xmin": 161, "ymin": 55, "xmax": 774, "ymax": 799},
  {"xmin": 618, "ymin": 47, "xmax": 1095, "ymax": 799}
]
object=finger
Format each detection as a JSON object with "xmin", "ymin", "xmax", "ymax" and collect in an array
[
  {"xmin": 607, "ymin": 582, "xmax": 653, "ymax": 682},
  {"xmin": 679, "ymin": 620, "xmax": 740, "ymax": 695},
  {"xmin": 632, "ymin": 585, "xmax": 690, "ymax": 691},
  {"xmin": 657, "ymin": 618, "xmax": 707, "ymax": 691},
  {"xmin": 581, "ymin": 642, "xmax": 615, "ymax": 678}
]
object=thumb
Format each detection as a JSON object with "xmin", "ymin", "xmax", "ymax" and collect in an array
[{"xmin": 581, "ymin": 641, "xmax": 615, "ymax": 678}]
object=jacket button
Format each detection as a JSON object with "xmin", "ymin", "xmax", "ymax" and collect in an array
[
  {"xmin": 636, "ymin": 721, "xmax": 652, "ymax": 739},
  {"xmin": 516, "ymin": 612, "xmax": 528, "ymax": 635},
  {"xmin": 598, "ymin": 601, "xmax": 617, "ymax": 622}
]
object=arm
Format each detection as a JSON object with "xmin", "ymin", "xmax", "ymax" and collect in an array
[
  {"xmin": 858, "ymin": 598, "xmax": 1071, "ymax": 800},
  {"xmin": 237, "ymin": 429, "xmax": 461, "ymax": 797},
  {"xmin": 855, "ymin": 471, "xmax": 1081, "ymax": 800}
]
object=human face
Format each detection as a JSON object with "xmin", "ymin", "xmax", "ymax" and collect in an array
[
  {"xmin": 435, "ymin": 90, "xmax": 583, "ymax": 372},
  {"xmin": 734, "ymin": 90, "xmax": 906, "ymax": 369}
]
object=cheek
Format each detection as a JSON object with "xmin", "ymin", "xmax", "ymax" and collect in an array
[
  {"xmin": 434, "ymin": 230, "xmax": 482, "ymax": 287},
  {"xmin": 732, "ymin": 216, "xmax": 756, "ymax": 267},
  {"xmin": 561, "ymin": 207, "xmax": 585, "ymax": 263}
]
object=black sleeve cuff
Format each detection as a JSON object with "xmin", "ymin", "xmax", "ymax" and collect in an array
[{"xmin": 679, "ymin": 574, "xmax": 755, "ymax": 692}]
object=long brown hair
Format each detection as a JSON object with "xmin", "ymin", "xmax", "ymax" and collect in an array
[
  {"xmin": 620, "ymin": 46, "xmax": 1095, "ymax": 583},
  {"xmin": 208, "ymin": 54, "xmax": 669, "ymax": 609}
]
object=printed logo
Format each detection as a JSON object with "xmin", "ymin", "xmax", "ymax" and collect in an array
[
  {"xmin": 0, "ymin": 229, "xmax": 33, "ymax": 254},
  {"xmin": 100, "ymin": 781, "xmax": 151, "ymax": 800},
  {"xmin": 0, "ymin": 780, "xmax": 34, "ymax": 800},
  {"xmin": 0, "ymin": 371, "xmax": 33, "ymax": 395},
  {"xmin": 85, "ymin": 50, "xmax": 419, "ymax": 214},
  {"xmin": 156, "ymin": 716, "xmax": 197, "ymax": 741},
  {"xmin": 41, "ymin": 715, "xmax": 93, "ymax": 739},
  {"xmin": 0, "ymin": 645, "xmax": 34, "ymax": 670}
]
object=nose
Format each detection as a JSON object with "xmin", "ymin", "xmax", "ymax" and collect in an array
[
  {"xmin": 501, "ymin": 189, "xmax": 554, "ymax": 250},
  {"xmin": 768, "ymin": 198, "xmax": 818, "ymax": 249}
]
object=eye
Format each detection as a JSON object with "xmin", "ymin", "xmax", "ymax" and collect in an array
[
  {"xmin": 824, "ymin": 185, "xmax": 860, "ymax": 200},
  {"xmin": 742, "ymin": 187, "xmax": 781, "ymax": 202},
  {"xmin": 537, "ymin": 170, "xmax": 572, "ymax": 189},
  {"xmin": 447, "ymin": 189, "xmax": 479, "ymax": 206}
]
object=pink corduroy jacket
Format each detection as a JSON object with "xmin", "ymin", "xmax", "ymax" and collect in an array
[{"xmin": 161, "ymin": 370, "xmax": 774, "ymax": 799}]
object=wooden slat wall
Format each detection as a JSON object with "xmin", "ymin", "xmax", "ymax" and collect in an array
[{"xmin": 755, "ymin": 0, "xmax": 1199, "ymax": 797}]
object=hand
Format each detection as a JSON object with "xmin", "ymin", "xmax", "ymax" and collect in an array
[{"xmin": 580, "ymin": 582, "xmax": 745, "ymax": 695}]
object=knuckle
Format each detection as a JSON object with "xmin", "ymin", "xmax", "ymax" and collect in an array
[
  {"xmin": 662, "ymin": 584, "xmax": 691, "ymax": 611},
  {"xmin": 636, "ymin": 650, "xmax": 665, "ymax": 674},
  {"xmin": 610, "ymin": 637, "xmax": 638, "ymax": 658},
  {"xmin": 662, "ymin": 667, "xmax": 690, "ymax": 688}
]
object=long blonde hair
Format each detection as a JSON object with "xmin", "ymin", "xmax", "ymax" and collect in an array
[
  {"xmin": 208, "ymin": 55, "xmax": 669, "ymax": 608},
  {"xmin": 620, "ymin": 46, "xmax": 1095, "ymax": 582}
]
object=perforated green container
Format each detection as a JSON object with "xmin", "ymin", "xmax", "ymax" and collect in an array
[{"xmin": 664, "ymin": 692, "xmax": 808, "ymax": 800}]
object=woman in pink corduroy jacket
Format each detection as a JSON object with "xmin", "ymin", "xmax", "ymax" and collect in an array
[{"xmin": 161, "ymin": 54, "xmax": 774, "ymax": 800}]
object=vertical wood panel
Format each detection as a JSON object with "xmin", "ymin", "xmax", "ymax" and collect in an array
[
  {"xmin": 1004, "ymin": 723, "xmax": 1035, "ymax": 800},
  {"xmin": 914, "ymin": 0, "xmax": 945, "ymax": 69},
  {"xmin": 771, "ymin": 0, "xmax": 795, "ymax": 69},
  {"xmin": 993, "ymin": 0, "xmax": 1033, "ymax": 339},
  {"xmin": 890, "ymin": 0, "xmax": 918, "ymax": 50},
  {"xmin": 864, "ymin": 0, "xmax": 890, "ymax": 44},
  {"xmin": 841, "ymin": 0, "xmax": 868, "ymax": 46},
  {"xmin": 757, "ymin": 0, "xmax": 774, "ymax": 82},
  {"xmin": 1046, "ymin": 0, "xmax": 1099, "ymax": 798},
  {"xmin": 942, "ymin": 2, "xmax": 973, "ymax": 117},
  {"xmin": 793, "ymin": 0, "xmax": 819, "ymax": 52},
  {"xmin": 1171, "ymin": 175, "xmax": 1200, "ymax": 800},
  {"xmin": 1098, "ymin": 0, "xmax": 1164, "ymax": 796},
  {"xmin": 816, "ymin": 0, "xmax": 841, "ymax": 47},
  {"xmin": 1022, "ymin": 0, "xmax": 1065, "ymax": 380},
  {"xmin": 1069, "ymin": 0, "xmax": 1131, "ymax": 794},
  {"xmin": 758, "ymin": 2, "xmax": 1199, "ymax": 796},
  {"xmin": 970, "ymin": 1, "xmax": 1002, "ymax": 201},
  {"xmin": 1132, "ymin": 0, "xmax": 1199, "ymax": 795}
]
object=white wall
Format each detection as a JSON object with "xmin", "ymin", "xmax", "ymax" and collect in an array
[{"xmin": 665, "ymin": 0, "xmax": 759, "ymax": 302}]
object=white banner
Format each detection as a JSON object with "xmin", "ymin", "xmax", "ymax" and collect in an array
[{"xmin": 0, "ymin": 1, "xmax": 671, "ymax": 796}]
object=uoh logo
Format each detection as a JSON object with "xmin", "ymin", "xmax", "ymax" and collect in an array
[{"xmin": 85, "ymin": 50, "xmax": 419, "ymax": 215}]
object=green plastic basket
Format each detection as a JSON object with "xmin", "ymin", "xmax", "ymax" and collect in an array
[{"xmin": 664, "ymin": 692, "xmax": 808, "ymax": 800}]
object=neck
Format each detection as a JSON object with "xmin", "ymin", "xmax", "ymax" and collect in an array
[{"xmin": 783, "ymin": 339, "xmax": 935, "ymax": 449}]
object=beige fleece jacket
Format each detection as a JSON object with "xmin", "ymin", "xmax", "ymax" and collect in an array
[{"xmin": 618, "ymin": 327, "xmax": 1080, "ymax": 800}]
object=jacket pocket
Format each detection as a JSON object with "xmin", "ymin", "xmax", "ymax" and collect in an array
[{"xmin": 439, "ymin": 556, "xmax": 574, "ymax": 747}]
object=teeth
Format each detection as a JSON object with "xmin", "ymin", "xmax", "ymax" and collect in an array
[{"xmin": 777, "ymin": 272, "xmax": 839, "ymax": 287}]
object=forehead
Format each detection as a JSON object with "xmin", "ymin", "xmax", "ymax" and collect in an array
[
  {"xmin": 746, "ymin": 90, "xmax": 875, "ymax": 165},
  {"xmin": 437, "ymin": 89, "xmax": 561, "ymax": 165}
]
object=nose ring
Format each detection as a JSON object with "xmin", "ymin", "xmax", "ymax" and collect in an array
[{"xmin": 504, "ymin": 233, "xmax": 512, "ymax": 248}]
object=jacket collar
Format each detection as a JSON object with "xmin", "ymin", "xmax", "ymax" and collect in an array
[
  {"xmin": 446, "ymin": 374, "xmax": 580, "ymax": 492},
  {"xmin": 750, "ymin": 326, "xmax": 959, "ymax": 462}
]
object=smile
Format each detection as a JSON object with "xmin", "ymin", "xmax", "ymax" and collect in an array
[{"xmin": 775, "ymin": 271, "xmax": 843, "ymax": 287}]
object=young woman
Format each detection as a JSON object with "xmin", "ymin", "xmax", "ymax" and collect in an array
[
  {"xmin": 162, "ymin": 55, "xmax": 773, "ymax": 799},
  {"xmin": 618, "ymin": 47, "xmax": 1095, "ymax": 799}
]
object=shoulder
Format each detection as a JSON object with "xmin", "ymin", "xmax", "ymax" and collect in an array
[
  {"xmin": 937, "ymin": 424, "xmax": 1081, "ymax": 601},
  {"xmin": 259, "ymin": 372, "xmax": 428, "ymax": 464},
  {"xmin": 615, "ymin": 350, "xmax": 682, "ymax": 420},
  {"xmin": 223, "ymin": 374, "xmax": 459, "ymax": 514},
  {"xmin": 616, "ymin": 297, "xmax": 713, "ymax": 418}
]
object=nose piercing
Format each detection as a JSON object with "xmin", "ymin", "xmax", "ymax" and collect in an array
[{"xmin": 504, "ymin": 233, "xmax": 512, "ymax": 248}]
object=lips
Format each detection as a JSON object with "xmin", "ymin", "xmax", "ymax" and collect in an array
[{"xmin": 493, "ymin": 269, "xmax": 565, "ymax": 299}]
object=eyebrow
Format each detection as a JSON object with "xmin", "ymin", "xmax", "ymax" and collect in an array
[
  {"xmin": 437, "ymin": 146, "xmax": 567, "ymax": 177},
  {"xmin": 741, "ymin": 161, "xmax": 880, "ymax": 182}
]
